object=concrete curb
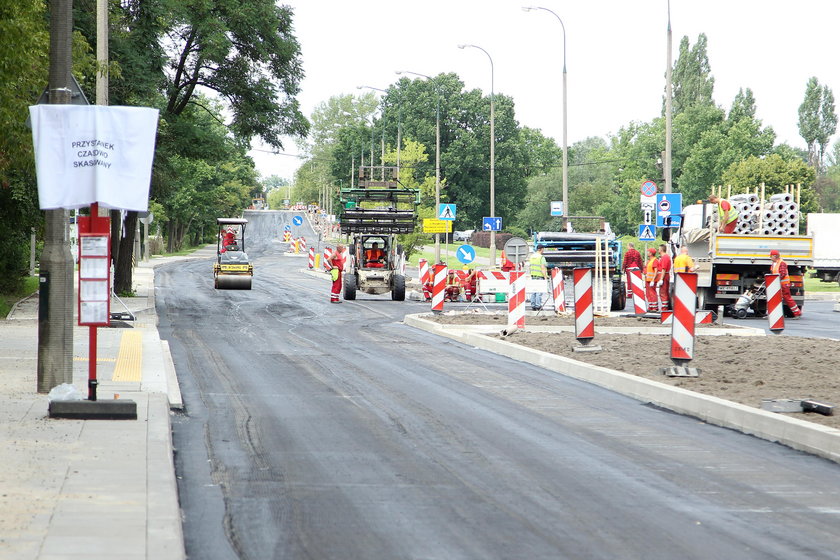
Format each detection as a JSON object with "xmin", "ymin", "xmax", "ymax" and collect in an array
[{"xmin": 404, "ymin": 313, "xmax": 840, "ymax": 465}]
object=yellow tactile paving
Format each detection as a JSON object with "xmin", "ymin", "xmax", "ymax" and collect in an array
[{"xmin": 112, "ymin": 330, "xmax": 143, "ymax": 382}]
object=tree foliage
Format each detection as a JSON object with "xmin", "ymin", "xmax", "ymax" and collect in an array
[
  {"xmin": 669, "ymin": 34, "xmax": 715, "ymax": 115},
  {"xmin": 798, "ymin": 77, "xmax": 837, "ymax": 171}
]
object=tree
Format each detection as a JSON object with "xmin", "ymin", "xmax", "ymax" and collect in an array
[
  {"xmin": 721, "ymin": 153, "xmax": 817, "ymax": 214},
  {"xmin": 728, "ymin": 88, "xmax": 756, "ymax": 122},
  {"xmin": 669, "ymin": 34, "xmax": 715, "ymax": 115},
  {"xmin": 798, "ymin": 77, "xmax": 837, "ymax": 171}
]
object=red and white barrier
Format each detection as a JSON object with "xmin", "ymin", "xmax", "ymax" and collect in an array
[
  {"xmin": 660, "ymin": 310, "xmax": 712, "ymax": 324},
  {"xmin": 283, "ymin": 231, "xmax": 291, "ymax": 242},
  {"xmin": 476, "ymin": 270, "xmax": 509, "ymax": 301},
  {"xmin": 299, "ymin": 237, "xmax": 307, "ymax": 251},
  {"xmin": 573, "ymin": 268, "xmax": 594, "ymax": 341},
  {"xmin": 419, "ymin": 259, "xmax": 430, "ymax": 287},
  {"xmin": 508, "ymin": 271, "xmax": 526, "ymax": 329},
  {"xmin": 670, "ymin": 272, "xmax": 698, "ymax": 361},
  {"xmin": 308, "ymin": 247, "xmax": 315, "ymax": 268},
  {"xmin": 626, "ymin": 268, "xmax": 646, "ymax": 315},
  {"xmin": 765, "ymin": 273, "xmax": 785, "ymax": 333},
  {"xmin": 323, "ymin": 247, "xmax": 332, "ymax": 271},
  {"xmin": 431, "ymin": 264, "xmax": 447, "ymax": 312},
  {"xmin": 551, "ymin": 268, "xmax": 566, "ymax": 313}
]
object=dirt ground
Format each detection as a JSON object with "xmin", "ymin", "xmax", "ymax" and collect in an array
[{"xmin": 428, "ymin": 312, "xmax": 840, "ymax": 429}]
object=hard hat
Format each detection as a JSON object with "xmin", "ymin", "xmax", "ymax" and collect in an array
[
  {"xmin": 770, "ymin": 249, "xmax": 780, "ymax": 256},
  {"xmin": 648, "ymin": 248, "xmax": 657, "ymax": 255}
]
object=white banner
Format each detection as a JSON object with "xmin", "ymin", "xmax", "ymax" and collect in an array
[{"xmin": 29, "ymin": 105, "xmax": 159, "ymax": 211}]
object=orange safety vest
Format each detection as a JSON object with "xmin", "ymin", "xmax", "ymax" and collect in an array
[
  {"xmin": 645, "ymin": 258, "xmax": 658, "ymax": 281},
  {"xmin": 771, "ymin": 259, "xmax": 790, "ymax": 285},
  {"xmin": 366, "ymin": 249, "xmax": 384, "ymax": 262}
]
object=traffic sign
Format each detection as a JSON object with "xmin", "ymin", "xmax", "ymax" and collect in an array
[
  {"xmin": 550, "ymin": 201, "xmax": 564, "ymax": 216},
  {"xmin": 292, "ymin": 215, "xmax": 303, "ymax": 226},
  {"xmin": 438, "ymin": 203, "xmax": 457, "ymax": 221},
  {"xmin": 456, "ymin": 244, "xmax": 476, "ymax": 264},
  {"xmin": 640, "ymin": 195, "xmax": 655, "ymax": 208},
  {"xmin": 641, "ymin": 180, "xmax": 657, "ymax": 197},
  {"xmin": 643, "ymin": 208, "xmax": 652, "ymax": 225},
  {"xmin": 655, "ymin": 193, "xmax": 683, "ymax": 228},
  {"xmin": 638, "ymin": 224, "xmax": 656, "ymax": 241},
  {"xmin": 503, "ymin": 237, "xmax": 529, "ymax": 264},
  {"xmin": 423, "ymin": 218, "xmax": 453, "ymax": 233},
  {"xmin": 283, "ymin": 224, "xmax": 291, "ymax": 231},
  {"xmin": 482, "ymin": 216, "xmax": 502, "ymax": 231}
]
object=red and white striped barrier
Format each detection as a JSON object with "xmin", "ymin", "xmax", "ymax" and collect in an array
[
  {"xmin": 431, "ymin": 264, "xmax": 447, "ymax": 312},
  {"xmin": 283, "ymin": 231, "xmax": 291, "ymax": 242},
  {"xmin": 476, "ymin": 270, "xmax": 509, "ymax": 301},
  {"xmin": 323, "ymin": 247, "xmax": 332, "ymax": 270},
  {"xmin": 670, "ymin": 272, "xmax": 698, "ymax": 361},
  {"xmin": 299, "ymin": 237, "xmax": 306, "ymax": 251},
  {"xmin": 660, "ymin": 310, "xmax": 712, "ymax": 324},
  {"xmin": 765, "ymin": 273, "xmax": 785, "ymax": 333},
  {"xmin": 508, "ymin": 271, "xmax": 526, "ymax": 329},
  {"xmin": 626, "ymin": 267, "xmax": 646, "ymax": 315},
  {"xmin": 551, "ymin": 268, "xmax": 566, "ymax": 313},
  {"xmin": 419, "ymin": 259, "xmax": 430, "ymax": 287},
  {"xmin": 573, "ymin": 268, "xmax": 595, "ymax": 341},
  {"xmin": 308, "ymin": 247, "xmax": 315, "ymax": 269}
]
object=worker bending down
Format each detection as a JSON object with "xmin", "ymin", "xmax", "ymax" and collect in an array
[{"xmin": 769, "ymin": 249, "xmax": 802, "ymax": 317}]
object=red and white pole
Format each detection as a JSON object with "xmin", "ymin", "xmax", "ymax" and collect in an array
[
  {"xmin": 670, "ymin": 272, "xmax": 698, "ymax": 361},
  {"xmin": 419, "ymin": 258, "xmax": 430, "ymax": 287},
  {"xmin": 508, "ymin": 271, "xmax": 526, "ymax": 329},
  {"xmin": 765, "ymin": 273, "xmax": 785, "ymax": 333},
  {"xmin": 308, "ymin": 246, "xmax": 315, "ymax": 269},
  {"xmin": 573, "ymin": 268, "xmax": 595, "ymax": 341},
  {"xmin": 431, "ymin": 264, "xmax": 447, "ymax": 312},
  {"xmin": 551, "ymin": 268, "xmax": 566, "ymax": 313},
  {"xmin": 323, "ymin": 247, "xmax": 332, "ymax": 271},
  {"xmin": 299, "ymin": 237, "xmax": 306, "ymax": 252},
  {"xmin": 627, "ymin": 267, "xmax": 646, "ymax": 315}
]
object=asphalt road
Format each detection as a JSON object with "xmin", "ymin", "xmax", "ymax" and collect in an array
[{"xmin": 158, "ymin": 211, "xmax": 840, "ymax": 560}]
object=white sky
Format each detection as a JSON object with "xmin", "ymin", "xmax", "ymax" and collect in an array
[{"xmin": 250, "ymin": 0, "xmax": 840, "ymax": 182}]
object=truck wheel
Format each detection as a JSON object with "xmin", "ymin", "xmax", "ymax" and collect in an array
[
  {"xmin": 391, "ymin": 274, "xmax": 406, "ymax": 301},
  {"xmin": 343, "ymin": 273, "xmax": 357, "ymax": 300},
  {"xmin": 610, "ymin": 284, "xmax": 626, "ymax": 311}
]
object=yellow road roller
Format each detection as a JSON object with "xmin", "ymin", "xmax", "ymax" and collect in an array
[{"xmin": 214, "ymin": 218, "xmax": 253, "ymax": 290}]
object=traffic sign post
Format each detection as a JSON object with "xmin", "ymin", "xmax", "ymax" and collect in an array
[
  {"xmin": 550, "ymin": 201, "xmax": 564, "ymax": 216},
  {"xmin": 640, "ymin": 180, "xmax": 657, "ymax": 197},
  {"xmin": 655, "ymin": 193, "xmax": 683, "ymax": 228},
  {"xmin": 292, "ymin": 215, "xmax": 303, "ymax": 226},
  {"xmin": 438, "ymin": 203, "xmax": 456, "ymax": 221},
  {"xmin": 456, "ymin": 244, "xmax": 476, "ymax": 265},
  {"xmin": 638, "ymin": 224, "xmax": 656, "ymax": 241},
  {"xmin": 423, "ymin": 219, "xmax": 453, "ymax": 234},
  {"xmin": 502, "ymin": 237, "xmax": 529, "ymax": 264},
  {"xmin": 482, "ymin": 217, "xmax": 502, "ymax": 231}
]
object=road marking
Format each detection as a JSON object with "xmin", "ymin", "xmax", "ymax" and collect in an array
[{"xmin": 112, "ymin": 330, "xmax": 143, "ymax": 382}]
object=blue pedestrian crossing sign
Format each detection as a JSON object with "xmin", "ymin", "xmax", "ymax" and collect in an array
[
  {"xmin": 438, "ymin": 203, "xmax": 457, "ymax": 221},
  {"xmin": 638, "ymin": 224, "xmax": 656, "ymax": 241},
  {"xmin": 292, "ymin": 215, "xmax": 303, "ymax": 226},
  {"xmin": 456, "ymin": 244, "xmax": 476, "ymax": 264},
  {"xmin": 482, "ymin": 216, "xmax": 502, "ymax": 231}
]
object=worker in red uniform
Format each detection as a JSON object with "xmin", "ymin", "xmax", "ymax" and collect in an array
[
  {"xmin": 463, "ymin": 268, "xmax": 478, "ymax": 302},
  {"xmin": 769, "ymin": 249, "xmax": 802, "ymax": 317},
  {"xmin": 656, "ymin": 244, "xmax": 672, "ymax": 311},
  {"xmin": 622, "ymin": 242, "xmax": 644, "ymax": 297},
  {"xmin": 644, "ymin": 247, "xmax": 659, "ymax": 312},
  {"xmin": 221, "ymin": 227, "xmax": 236, "ymax": 252},
  {"xmin": 328, "ymin": 244, "xmax": 346, "ymax": 303},
  {"xmin": 710, "ymin": 195, "xmax": 739, "ymax": 233}
]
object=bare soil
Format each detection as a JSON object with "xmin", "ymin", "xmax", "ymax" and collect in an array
[{"xmin": 427, "ymin": 312, "xmax": 840, "ymax": 429}]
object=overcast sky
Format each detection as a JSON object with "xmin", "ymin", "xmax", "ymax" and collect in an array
[{"xmin": 250, "ymin": 0, "xmax": 840, "ymax": 182}]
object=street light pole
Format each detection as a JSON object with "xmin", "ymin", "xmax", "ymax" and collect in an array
[
  {"xmin": 458, "ymin": 44, "xmax": 496, "ymax": 266},
  {"xmin": 664, "ymin": 0, "xmax": 673, "ymax": 193},
  {"xmin": 523, "ymin": 6, "xmax": 568, "ymax": 218},
  {"xmin": 396, "ymin": 71, "xmax": 442, "ymax": 263}
]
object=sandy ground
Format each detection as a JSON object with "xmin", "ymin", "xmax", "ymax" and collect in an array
[{"xmin": 428, "ymin": 312, "xmax": 840, "ymax": 429}]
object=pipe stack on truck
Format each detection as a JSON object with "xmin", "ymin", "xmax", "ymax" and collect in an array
[
  {"xmin": 807, "ymin": 213, "xmax": 840, "ymax": 288},
  {"xmin": 677, "ymin": 186, "xmax": 813, "ymax": 317}
]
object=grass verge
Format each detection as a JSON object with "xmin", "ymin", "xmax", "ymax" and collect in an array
[{"xmin": 0, "ymin": 276, "xmax": 40, "ymax": 319}]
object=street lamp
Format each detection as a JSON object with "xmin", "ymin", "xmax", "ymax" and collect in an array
[
  {"xmin": 395, "ymin": 70, "xmax": 443, "ymax": 263},
  {"xmin": 357, "ymin": 85, "xmax": 388, "ymax": 181},
  {"xmin": 522, "ymin": 6, "xmax": 568, "ymax": 218},
  {"xmin": 458, "ymin": 44, "xmax": 496, "ymax": 266}
]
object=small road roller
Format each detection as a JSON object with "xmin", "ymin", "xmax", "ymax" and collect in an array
[{"xmin": 214, "ymin": 218, "xmax": 253, "ymax": 290}]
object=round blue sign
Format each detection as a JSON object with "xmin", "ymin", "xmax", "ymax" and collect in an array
[
  {"xmin": 641, "ymin": 180, "xmax": 657, "ymax": 197},
  {"xmin": 283, "ymin": 224, "xmax": 291, "ymax": 231},
  {"xmin": 292, "ymin": 215, "xmax": 303, "ymax": 226},
  {"xmin": 456, "ymin": 244, "xmax": 476, "ymax": 264}
]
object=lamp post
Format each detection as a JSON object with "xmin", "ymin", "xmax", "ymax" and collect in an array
[
  {"xmin": 396, "ymin": 70, "xmax": 442, "ymax": 263},
  {"xmin": 664, "ymin": 0, "xmax": 673, "ymax": 193},
  {"xmin": 458, "ymin": 44, "xmax": 496, "ymax": 266},
  {"xmin": 357, "ymin": 85, "xmax": 388, "ymax": 181},
  {"xmin": 522, "ymin": 6, "xmax": 568, "ymax": 218}
]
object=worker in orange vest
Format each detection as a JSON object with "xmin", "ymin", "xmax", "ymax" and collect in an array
[
  {"xmin": 769, "ymin": 249, "xmax": 802, "ymax": 317},
  {"xmin": 644, "ymin": 247, "xmax": 659, "ymax": 312},
  {"xmin": 656, "ymin": 244, "xmax": 672, "ymax": 311}
]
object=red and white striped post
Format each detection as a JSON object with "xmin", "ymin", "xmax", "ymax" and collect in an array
[
  {"xmin": 431, "ymin": 264, "xmax": 447, "ymax": 312},
  {"xmin": 508, "ymin": 271, "xmax": 526, "ymax": 329},
  {"xmin": 308, "ymin": 246, "xmax": 315, "ymax": 269},
  {"xmin": 573, "ymin": 268, "xmax": 595, "ymax": 342},
  {"xmin": 323, "ymin": 247, "xmax": 332, "ymax": 271},
  {"xmin": 419, "ymin": 259, "xmax": 430, "ymax": 287},
  {"xmin": 765, "ymin": 273, "xmax": 785, "ymax": 333},
  {"xmin": 551, "ymin": 268, "xmax": 566, "ymax": 313},
  {"xmin": 670, "ymin": 272, "xmax": 698, "ymax": 361},
  {"xmin": 283, "ymin": 231, "xmax": 291, "ymax": 242},
  {"xmin": 627, "ymin": 267, "xmax": 647, "ymax": 315},
  {"xmin": 299, "ymin": 237, "xmax": 307, "ymax": 252}
]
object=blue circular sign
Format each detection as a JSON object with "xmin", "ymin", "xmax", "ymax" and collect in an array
[
  {"xmin": 641, "ymin": 180, "xmax": 657, "ymax": 197},
  {"xmin": 283, "ymin": 224, "xmax": 291, "ymax": 231},
  {"xmin": 292, "ymin": 215, "xmax": 303, "ymax": 226},
  {"xmin": 456, "ymin": 244, "xmax": 476, "ymax": 264}
]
